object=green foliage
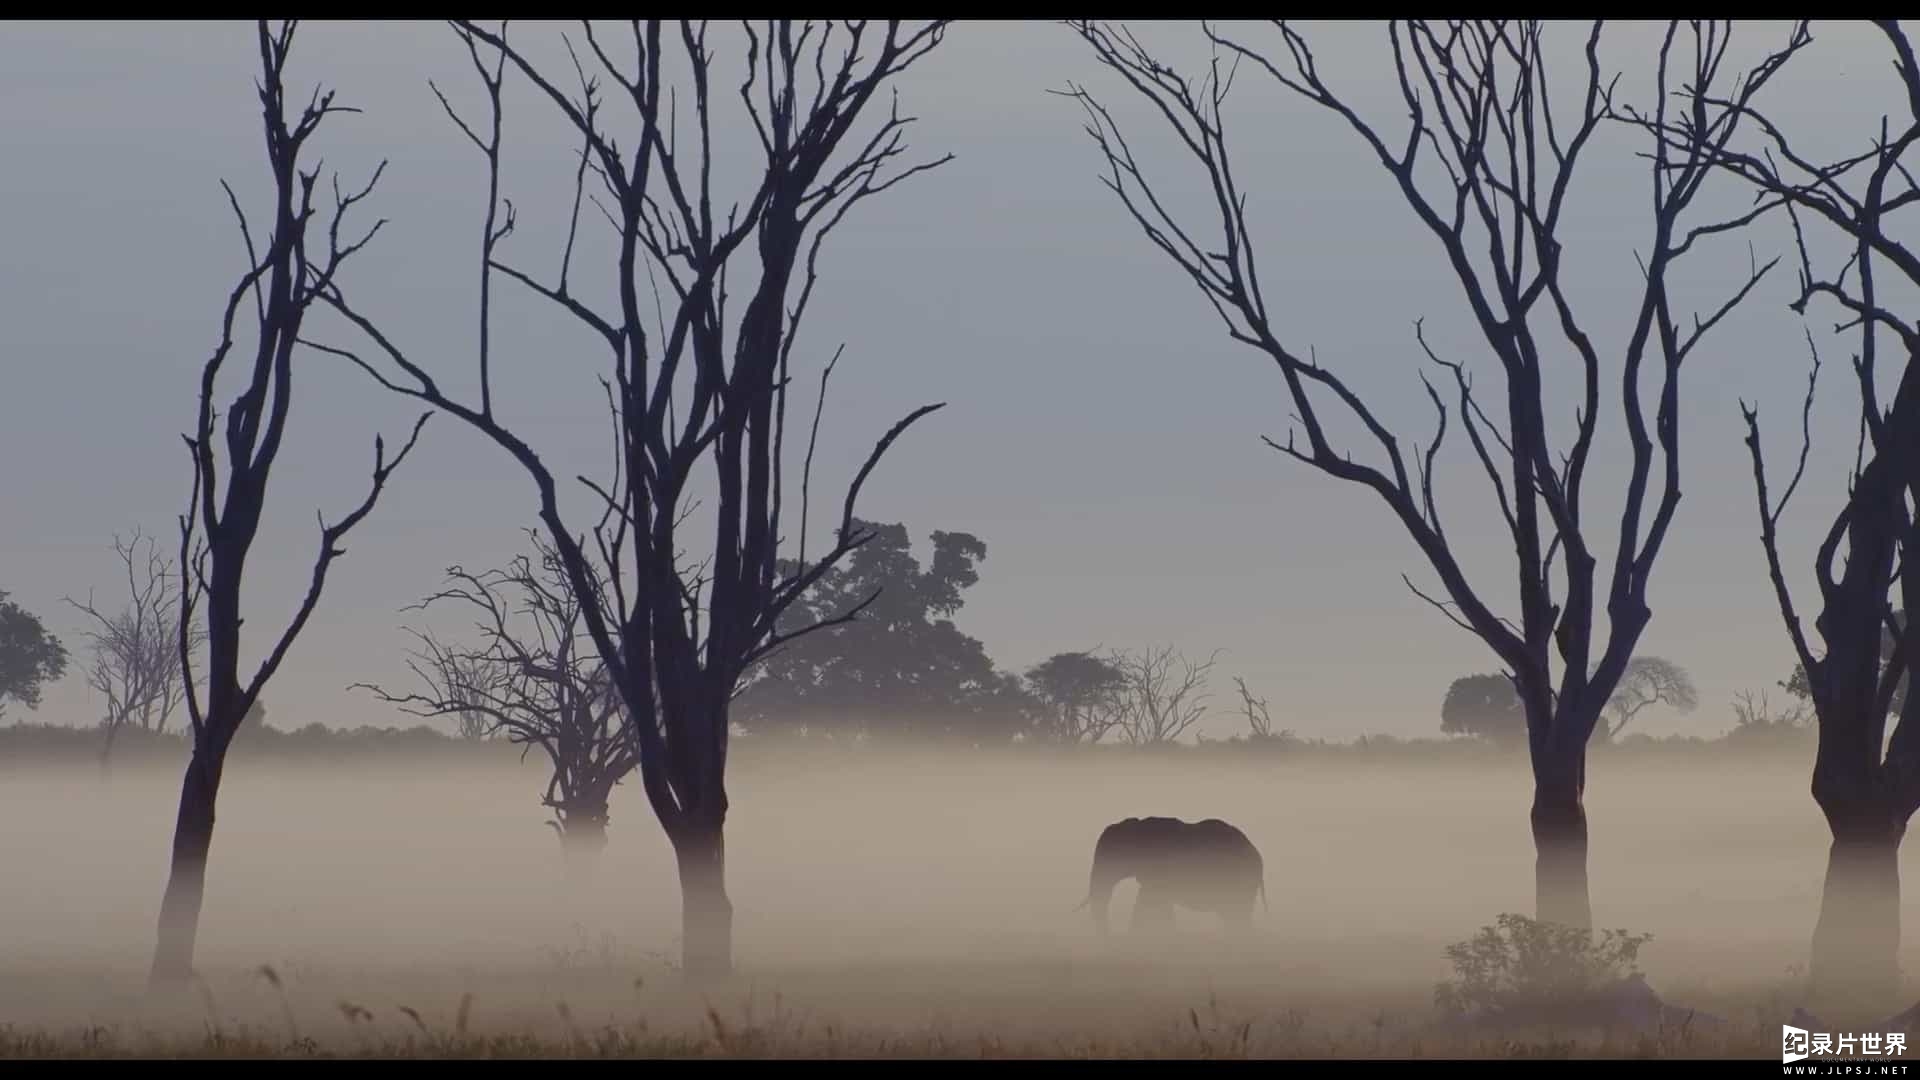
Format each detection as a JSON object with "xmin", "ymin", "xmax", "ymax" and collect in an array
[
  {"xmin": 1434, "ymin": 914, "xmax": 1654, "ymax": 1018},
  {"xmin": 1026, "ymin": 651, "xmax": 1127, "ymax": 743},
  {"xmin": 1440, "ymin": 674, "xmax": 1525, "ymax": 745},
  {"xmin": 737, "ymin": 520, "xmax": 1037, "ymax": 742},
  {"xmin": 0, "ymin": 590, "xmax": 69, "ymax": 720},
  {"xmin": 1443, "ymin": 657, "xmax": 1700, "ymax": 746}
]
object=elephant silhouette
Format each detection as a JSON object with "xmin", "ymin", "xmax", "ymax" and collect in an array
[{"xmin": 1074, "ymin": 816, "xmax": 1268, "ymax": 936}]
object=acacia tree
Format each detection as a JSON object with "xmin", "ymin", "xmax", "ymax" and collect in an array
[
  {"xmin": 1443, "ymin": 658, "xmax": 1694, "ymax": 747},
  {"xmin": 314, "ymin": 20, "xmax": 952, "ymax": 979},
  {"xmin": 357, "ymin": 530, "xmax": 637, "ymax": 867},
  {"xmin": 1064, "ymin": 20, "xmax": 1786, "ymax": 928},
  {"xmin": 65, "ymin": 529, "xmax": 207, "ymax": 771},
  {"xmin": 1650, "ymin": 18, "xmax": 1920, "ymax": 997},
  {"xmin": 1025, "ymin": 650, "xmax": 1127, "ymax": 743},
  {"xmin": 150, "ymin": 22, "xmax": 428, "ymax": 985},
  {"xmin": 1597, "ymin": 655, "xmax": 1697, "ymax": 741}
]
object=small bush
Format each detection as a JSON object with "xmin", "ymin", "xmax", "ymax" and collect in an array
[{"xmin": 1434, "ymin": 914, "xmax": 1654, "ymax": 1018}]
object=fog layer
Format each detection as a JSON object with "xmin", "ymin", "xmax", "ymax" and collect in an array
[{"xmin": 0, "ymin": 745, "xmax": 1866, "ymax": 1044}]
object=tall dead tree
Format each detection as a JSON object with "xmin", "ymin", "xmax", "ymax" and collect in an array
[
  {"xmin": 314, "ymin": 20, "xmax": 951, "ymax": 979},
  {"xmin": 1064, "ymin": 20, "xmax": 1785, "ymax": 928},
  {"xmin": 65, "ymin": 528, "xmax": 207, "ymax": 772},
  {"xmin": 1647, "ymin": 18, "xmax": 1920, "ymax": 999},
  {"xmin": 357, "ymin": 529, "xmax": 637, "ymax": 870},
  {"xmin": 151, "ymin": 21, "xmax": 428, "ymax": 985}
]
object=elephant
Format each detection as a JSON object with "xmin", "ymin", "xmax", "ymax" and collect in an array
[{"xmin": 1074, "ymin": 816, "xmax": 1268, "ymax": 936}]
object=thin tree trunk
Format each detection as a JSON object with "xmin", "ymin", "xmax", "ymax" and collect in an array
[
  {"xmin": 150, "ymin": 751, "xmax": 220, "ymax": 985},
  {"xmin": 98, "ymin": 721, "xmax": 119, "ymax": 782},
  {"xmin": 555, "ymin": 810, "xmax": 608, "ymax": 885},
  {"xmin": 672, "ymin": 819, "xmax": 733, "ymax": 981},
  {"xmin": 1531, "ymin": 753, "xmax": 1593, "ymax": 930}
]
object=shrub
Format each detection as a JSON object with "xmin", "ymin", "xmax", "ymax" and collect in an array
[{"xmin": 1434, "ymin": 913, "xmax": 1654, "ymax": 1018}]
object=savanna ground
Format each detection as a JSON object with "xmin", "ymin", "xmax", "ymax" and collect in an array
[{"xmin": 0, "ymin": 737, "xmax": 1888, "ymax": 1057}]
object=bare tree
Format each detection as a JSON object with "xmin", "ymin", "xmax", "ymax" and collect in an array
[
  {"xmin": 1233, "ymin": 675, "xmax": 1285, "ymax": 741},
  {"xmin": 64, "ymin": 528, "xmax": 207, "ymax": 772},
  {"xmin": 1063, "ymin": 19, "xmax": 1785, "ymax": 929},
  {"xmin": 1730, "ymin": 687, "xmax": 1812, "ymax": 735},
  {"xmin": 150, "ymin": 21, "xmax": 429, "ymax": 986},
  {"xmin": 1106, "ymin": 645, "xmax": 1218, "ymax": 746},
  {"xmin": 1645, "ymin": 18, "xmax": 1920, "ymax": 997},
  {"xmin": 312, "ymin": 20, "xmax": 951, "ymax": 979},
  {"xmin": 356, "ymin": 530, "xmax": 637, "ymax": 869},
  {"xmin": 1598, "ymin": 655, "xmax": 1698, "ymax": 742},
  {"xmin": 439, "ymin": 653, "xmax": 504, "ymax": 742}
]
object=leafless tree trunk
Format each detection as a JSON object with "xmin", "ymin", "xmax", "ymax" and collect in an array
[
  {"xmin": 1064, "ymin": 20, "xmax": 1785, "ymax": 929},
  {"xmin": 1048, "ymin": 696, "xmax": 1123, "ymax": 745},
  {"xmin": 1233, "ymin": 676, "xmax": 1281, "ymax": 740},
  {"xmin": 314, "ymin": 20, "xmax": 951, "ymax": 980},
  {"xmin": 150, "ymin": 20, "xmax": 428, "ymax": 986},
  {"xmin": 1648, "ymin": 18, "xmax": 1920, "ymax": 999},
  {"xmin": 65, "ymin": 528, "xmax": 207, "ymax": 775},
  {"xmin": 1731, "ymin": 688, "xmax": 1811, "ymax": 734},
  {"xmin": 356, "ymin": 529, "xmax": 639, "ymax": 870}
]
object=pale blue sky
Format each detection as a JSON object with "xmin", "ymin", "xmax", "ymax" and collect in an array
[{"xmin": 0, "ymin": 20, "xmax": 1899, "ymax": 739}]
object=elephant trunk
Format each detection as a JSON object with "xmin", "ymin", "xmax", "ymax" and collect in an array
[{"xmin": 1086, "ymin": 863, "xmax": 1122, "ymax": 937}]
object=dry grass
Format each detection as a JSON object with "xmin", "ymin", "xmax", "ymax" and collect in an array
[{"xmin": 0, "ymin": 955, "xmax": 1799, "ymax": 1059}]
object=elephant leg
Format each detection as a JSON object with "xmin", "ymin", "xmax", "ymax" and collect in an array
[
  {"xmin": 1131, "ymin": 883, "xmax": 1176, "ymax": 936},
  {"xmin": 1222, "ymin": 895, "xmax": 1255, "ymax": 937}
]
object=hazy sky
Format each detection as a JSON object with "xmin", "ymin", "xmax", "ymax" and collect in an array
[{"xmin": 0, "ymin": 20, "xmax": 1902, "ymax": 740}]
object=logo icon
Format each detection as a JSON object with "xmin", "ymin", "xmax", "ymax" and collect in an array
[{"xmin": 1784, "ymin": 1025, "xmax": 1811, "ymax": 1063}]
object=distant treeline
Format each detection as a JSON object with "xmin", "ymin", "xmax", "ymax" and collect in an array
[{"xmin": 0, "ymin": 717, "xmax": 1816, "ymax": 771}]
